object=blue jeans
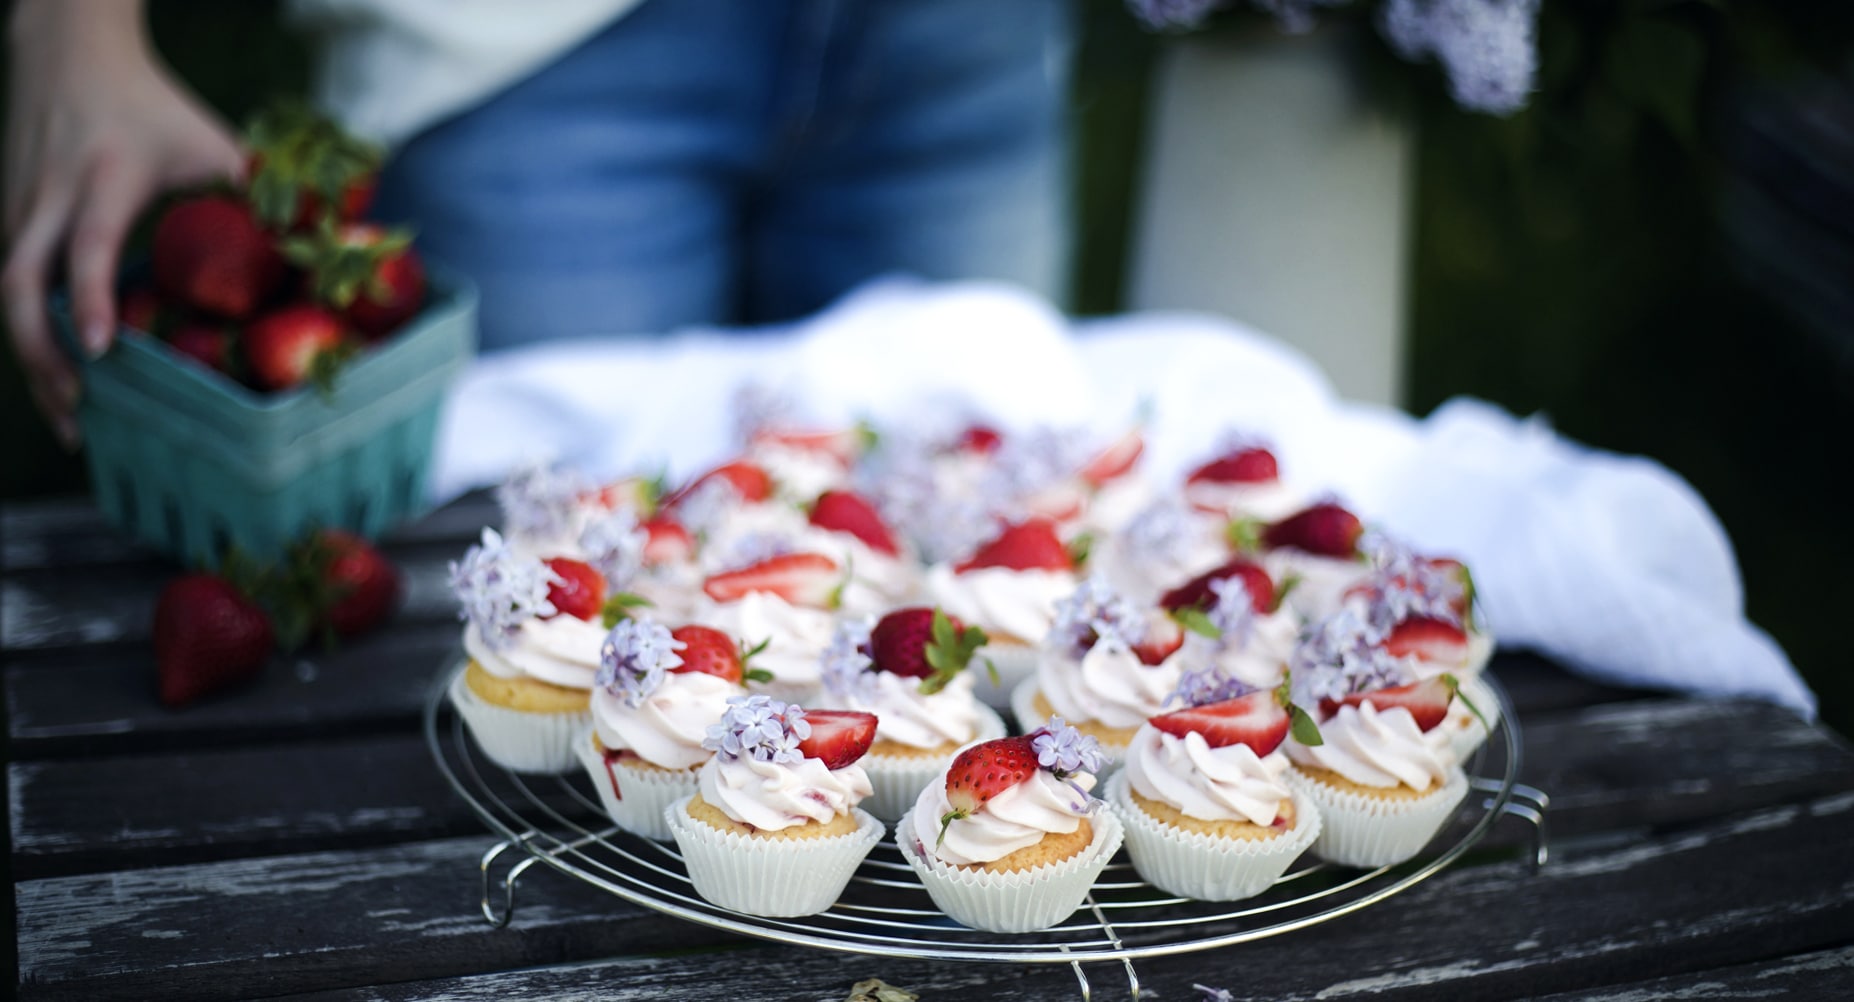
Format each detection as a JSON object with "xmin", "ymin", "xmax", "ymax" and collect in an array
[{"xmin": 374, "ymin": 0, "xmax": 1073, "ymax": 351}]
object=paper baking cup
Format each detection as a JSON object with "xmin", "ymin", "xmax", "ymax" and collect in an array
[
  {"xmin": 895, "ymin": 807, "xmax": 1124, "ymax": 933},
  {"xmin": 1284, "ymin": 766, "xmax": 1469, "ymax": 868},
  {"xmin": 572, "ymin": 730, "xmax": 701, "ymax": 841},
  {"xmin": 973, "ymin": 642, "xmax": 1038, "ymax": 712},
  {"xmin": 1009, "ymin": 679, "xmax": 1130, "ymax": 770},
  {"xmin": 448, "ymin": 669, "xmax": 589, "ymax": 774},
  {"xmin": 861, "ymin": 705, "xmax": 1009, "ymax": 822},
  {"xmin": 1445, "ymin": 672, "xmax": 1504, "ymax": 762},
  {"xmin": 1106, "ymin": 772, "xmax": 1320, "ymax": 901},
  {"xmin": 665, "ymin": 797, "xmax": 884, "ymax": 917}
]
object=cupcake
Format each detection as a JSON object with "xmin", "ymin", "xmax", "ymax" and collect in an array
[
  {"xmin": 924, "ymin": 518, "xmax": 1079, "ymax": 709},
  {"xmin": 447, "ymin": 529, "xmax": 609, "ymax": 773},
  {"xmin": 1109, "ymin": 670, "xmax": 1322, "ymax": 901},
  {"xmin": 1011, "ymin": 578, "xmax": 1183, "ymax": 763},
  {"xmin": 1092, "ymin": 497, "xmax": 1231, "ymax": 607},
  {"xmin": 1157, "ymin": 557, "xmax": 1301, "ymax": 692},
  {"xmin": 1283, "ymin": 611, "xmax": 1470, "ymax": 867},
  {"xmin": 1180, "ymin": 439, "xmax": 1303, "ymax": 521},
  {"xmin": 819, "ymin": 607, "xmax": 1010, "ymax": 820},
  {"xmin": 695, "ymin": 550, "xmax": 844, "ymax": 704},
  {"xmin": 666, "ymin": 696, "xmax": 884, "ymax": 917},
  {"xmin": 897, "ymin": 718, "xmax": 1123, "ymax": 933},
  {"xmin": 576, "ymin": 620, "xmax": 752, "ymax": 840}
]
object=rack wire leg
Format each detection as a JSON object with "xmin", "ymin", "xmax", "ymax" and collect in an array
[{"xmin": 479, "ymin": 841, "xmax": 541, "ymax": 927}]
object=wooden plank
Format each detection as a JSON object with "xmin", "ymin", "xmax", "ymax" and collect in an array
[
  {"xmin": 1529, "ymin": 945, "xmax": 1854, "ymax": 1000},
  {"xmin": 23, "ymin": 791, "xmax": 1854, "ymax": 1002}
]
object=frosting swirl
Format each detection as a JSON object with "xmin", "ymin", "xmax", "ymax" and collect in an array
[
  {"xmin": 1286, "ymin": 701, "xmax": 1456, "ymax": 790},
  {"xmin": 592, "ymin": 671, "xmax": 739, "ymax": 769},
  {"xmin": 839, "ymin": 671, "xmax": 984, "ymax": 751},
  {"xmin": 1182, "ymin": 479, "xmax": 1303, "ymax": 521},
  {"xmin": 1198, "ymin": 605, "xmax": 1302, "ymax": 690},
  {"xmin": 698, "ymin": 754, "xmax": 873, "ymax": 831},
  {"xmin": 1266, "ymin": 550, "xmax": 1370, "ymax": 622},
  {"xmin": 1125, "ymin": 725, "xmax": 1293, "ymax": 825},
  {"xmin": 695, "ymin": 591, "xmax": 835, "ymax": 689},
  {"xmin": 463, "ymin": 617, "xmax": 604, "ymax": 689},
  {"xmin": 924, "ymin": 564, "xmax": 1075, "ymax": 645},
  {"xmin": 1036, "ymin": 639, "xmax": 1180, "ymax": 730},
  {"xmin": 909, "ymin": 767, "xmax": 1097, "ymax": 866}
]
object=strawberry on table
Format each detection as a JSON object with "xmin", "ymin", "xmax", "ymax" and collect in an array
[
  {"xmin": 954, "ymin": 518, "xmax": 1073, "ymax": 574},
  {"xmin": 153, "ymin": 574, "xmax": 275, "ymax": 707},
  {"xmin": 809, "ymin": 489, "xmax": 900, "ymax": 556},
  {"xmin": 795, "ymin": 709, "xmax": 879, "ymax": 769},
  {"xmin": 151, "ymin": 195, "xmax": 286, "ymax": 319},
  {"xmin": 702, "ymin": 552, "xmax": 842, "ymax": 608},
  {"xmin": 242, "ymin": 303, "xmax": 350, "ymax": 392},
  {"xmin": 317, "ymin": 530, "xmax": 401, "ymax": 637}
]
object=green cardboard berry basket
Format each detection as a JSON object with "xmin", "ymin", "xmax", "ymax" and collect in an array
[{"xmin": 54, "ymin": 268, "xmax": 477, "ymax": 567}]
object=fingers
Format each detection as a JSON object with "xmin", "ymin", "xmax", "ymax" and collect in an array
[
  {"xmin": 3, "ymin": 179, "xmax": 82, "ymax": 449},
  {"xmin": 68, "ymin": 151, "xmax": 151, "ymax": 357}
]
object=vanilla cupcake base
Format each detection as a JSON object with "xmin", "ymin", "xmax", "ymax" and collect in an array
[
  {"xmin": 573, "ymin": 731, "xmax": 702, "ymax": 840},
  {"xmin": 448, "ymin": 668, "xmax": 589, "ymax": 774},
  {"xmin": 1107, "ymin": 772, "xmax": 1320, "ymax": 901},
  {"xmin": 896, "ymin": 807, "xmax": 1124, "ymax": 933},
  {"xmin": 665, "ymin": 796, "xmax": 884, "ymax": 917},
  {"xmin": 1285, "ymin": 766, "xmax": 1469, "ymax": 868},
  {"xmin": 861, "ymin": 705, "xmax": 1009, "ymax": 822},
  {"xmin": 972, "ymin": 642, "xmax": 1038, "ymax": 712}
]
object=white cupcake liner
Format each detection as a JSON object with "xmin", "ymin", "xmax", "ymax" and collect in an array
[
  {"xmin": 572, "ymin": 730, "xmax": 702, "ymax": 841},
  {"xmin": 448, "ymin": 668, "xmax": 589, "ymax": 774},
  {"xmin": 1446, "ymin": 671, "xmax": 1504, "ymax": 762},
  {"xmin": 1106, "ymin": 772, "xmax": 1320, "ymax": 901},
  {"xmin": 973, "ymin": 642, "xmax": 1039, "ymax": 711},
  {"xmin": 895, "ymin": 807, "xmax": 1125, "ymax": 933},
  {"xmin": 665, "ymin": 796, "xmax": 884, "ymax": 917},
  {"xmin": 1009, "ymin": 679, "xmax": 1131, "ymax": 769},
  {"xmin": 1284, "ymin": 766, "xmax": 1469, "ymax": 868},
  {"xmin": 861, "ymin": 705, "xmax": 1009, "ymax": 822}
]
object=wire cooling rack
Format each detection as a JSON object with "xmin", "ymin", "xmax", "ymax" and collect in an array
[{"xmin": 428, "ymin": 663, "xmax": 1548, "ymax": 998}]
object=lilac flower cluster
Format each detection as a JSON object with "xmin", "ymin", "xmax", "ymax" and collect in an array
[
  {"xmin": 448, "ymin": 528, "xmax": 559, "ymax": 651},
  {"xmin": 578, "ymin": 509, "xmax": 646, "ymax": 591},
  {"xmin": 495, "ymin": 462, "xmax": 588, "ymax": 542},
  {"xmin": 1033, "ymin": 717, "xmax": 1108, "ymax": 778},
  {"xmin": 1206, "ymin": 575, "xmax": 1259, "ymax": 649},
  {"xmin": 1120, "ymin": 498, "xmax": 1204, "ymax": 573},
  {"xmin": 820, "ymin": 617, "xmax": 878, "ymax": 702},
  {"xmin": 1050, "ymin": 577, "xmax": 1148, "ymax": 660},
  {"xmin": 673, "ymin": 477, "xmax": 741, "ymax": 540},
  {"xmin": 855, "ymin": 434, "xmax": 1003, "ymax": 564},
  {"xmin": 1167, "ymin": 665, "xmax": 1261, "ymax": 708},
  {"xmin": 595, "ymin": 618, "xmax": 685, "ymax": 707},
  {"xmin": 1290, "ymin": 608, "xmax": 1411, "ymax": 708},
  {"xmin": 983, "ymin": 426, "xmax": 1090, "ymax": 516},
  {"xmin": 712, "ymin": 531, "xmax": 797, "ymax": 575},
  {"xmin": 1357, "ymin": 533, "xmax": 1465, "ymax": 631},
  {"xmin": 702, "ymin": 695, "xmax": 811, "ymax": 765}
]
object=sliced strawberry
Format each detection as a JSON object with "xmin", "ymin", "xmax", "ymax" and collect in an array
[
  {"xmin": 1078, "ymin": 427, "xmax": 1144, "ymax": 486},
  {"xmin": 1324, "ymin": 677, "xmax": 1452, "ymax": 732},
  {"xmin": 809, "ymin": 489, "xmax": 899, "ymax": 556},
  {"xmin": 1383, "ymin": 617, "xmax": 1468, "ymax": 666},
  {"xmin": 954, "ymin": 519, "xmax": 1073, "ymax": 574},
  {"xmin": 1149, "ymin": 690, "xmax": 1289, "ymax": 755},
  {"xmin": 1131, "ymin": 614, "xmax": 1184, "ymax": 666},
  {"xmin": 702, "ymin": 552, "xmax": 841, "ymax": 607},
  {"xmin": 1263, "ymin": 502, "xmax": 1364, "ymax": 558},
  {"xmin": 750, "ymin": 427, "xmax": 863, "ymax": 467},
  {"xmin": 954, "ymin": 423, "xmax": 1003, "ymax": 455},
  {"xmin": 667, "ymin": 460, "xmax": 772, "ymax": 506},
  {"xmin": 1159, "ymin": 558, "xmax": 1275, "ymax": 615},
  {"xmin": 1187, "ymin": 446, "xmax": 1280, "ymax": 485},
  {"xmin": 542, "ymin": 557, "xmax": 606, "ymax": 621},
  {"xmin": 640, "ymin": 516, "xmax": 693, "ymax": 565},
  {"xmin": 941, "ymin": 734, "xmax": 1041, "ymax": 827},
  {"xmin": 242, "ymin": 304, "xmax": 349, "ymax": 392},
  {"xmin": 796, "ymin": 709, "xmax": 878, "ymax": 768},
  {"xmin": 1021, "ymin": 480, "xmax": 1087, "ymax": 524},
  {"xmin": 669, "ymin": 624, "xmax": 744, "ymax": 685}
]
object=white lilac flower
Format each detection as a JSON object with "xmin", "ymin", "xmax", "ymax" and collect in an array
[
  {"xmin": 1357, "ymin": 533, "xmax": 1465, "ymax": 630},
  {"xmin": 1168, "ymin": 665, "xmax": 1260, "ymax": 708},
  {"xmin": 1377, "ymin": 0, "xmax": 1540, "ymax": 115},
  {"xmin": 1121, "ymin": 498, "xmax": 1203, "ymax": 572},
  {"xmin": 449, "ymin": 528, "xmax": 559, "ymax": 651},
  {"xmin": 578, "ymin": 509, "xmax": 646, "ymax": 591},
  {"xmin": 496, "ymin": 461, "xmax": 589, "ymax": 542},
  {"xmin": 596, "ymin": 618, "xmax": 686, "ymax": 708},
  {"xmin": 1050, "ymin": 577, "xmax": 1149, "ymax": 660},
  {"xmin": 821, "ymin": 617, "xmax": 878, "ymax": 702},
  {"xmin": 1206, "ymin": 575, "xmax": 1259, "ymax": 650},
  {"xmin": 702, "ymin": 694, "xmax": 811, "ymax": 765},
  {"xmin": 1291, "ymin": 608, "xmax": 1411, "ymax": 708}
]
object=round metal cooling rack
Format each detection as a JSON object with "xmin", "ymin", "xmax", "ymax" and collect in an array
[{"xmin": 427, "ymin": 662, "xmax": 1549, "ymax": 996}]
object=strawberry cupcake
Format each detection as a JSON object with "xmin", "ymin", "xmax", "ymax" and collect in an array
[
  {"xmin": 1011, "ymin": 578, "xmax": 1184, "ymax": 763},
  {"xmin": 666, "ymin": 696, "xmax": 884, "ymax": 917},
  {"xmin": 819, "ymin": 608, "xmax": 1010, "ymax": 820},
  {"xmin": 1158, "ymin": 558, "xmax": 1302, "ymax": 692},
  {"xmin": 576, "ymin": 620, "xmax": 758, "ymax": 840},
  {"xmin": 1180, "ymin": 439, "xmax": 1302, "ymax": 521},
  {"xmin": 448, "ymin": 529, "xmax": 610, "ymax": 773},
  {"xmin": 897, "ymin": 719, "xmax": 1123, "ymax": 932},
  {"xmin": 1283, "ymin": 611, "xmax": 1471, "ymax": 867},
  {"xmin": 695, "ymin": 550, "xmax": 845, "ymax": 704},
  {"xmin": 1108, "ymin": 670, "xmax": 1323, "ymax": 900},
  {"xmin": 925, "ymin": 518, "xmax": 1080, "ymax": 709}
]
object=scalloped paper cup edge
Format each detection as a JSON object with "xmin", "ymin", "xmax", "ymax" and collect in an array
[
  {"xmin": 448, "ymin": 668, "xmax": 589, "ymax": 774},
  {"xmin": 1284, "ymin": 766, "xmax": 1469, "ymax": 868},
  {"xmin": 572, "ymin": 730, "xmax": 701, "ymax": 841},
  {"xmin": 665, "ymin": 796, "xmax": 884, "ymax": 917},
  {"xmin": 861, "ymin": 704, "xmax": 1009, "ymax": 822},
  {"xmin": 1106, "ymin": 772, "xmax": 1321, "ymax": 901},
  {"xmin": 894, "ymin": 807, "xmax": 1124, "ymax": 933},
  {"xmin": 1446, "ymin": 672, "xmax": 1504, "ymax": 762}
]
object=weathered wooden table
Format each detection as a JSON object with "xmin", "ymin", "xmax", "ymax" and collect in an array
[{"xmin": 7, "ymin": 492, "xmax": 1854, "ymax": 1001}]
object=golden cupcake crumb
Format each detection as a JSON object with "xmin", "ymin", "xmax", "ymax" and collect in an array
[
  {"xmin": 1296, "ymin": 764, "xmax": 1435, "ymax": 801},
  {"xmin": 1131, "ymin": 789, "xmax": 1292, "ymax": 840},
  {"xmin": 590, "ymin": 733, "xmax": 699, "ymax": 773},
  {"xmin": 869, "ymin": 736, "xmax": 963, "ymax": 760},
  {"xmin": 1032, "ymin": 691, "xmax": 1136, "ymax": 749},
  {"xmin": 464, "ymin": 660, "xmax": 590, "ymax": 713},
  {"xmin": 955, "ymin": 817, "xmax": 1095, "ymax": 874},
  {"xmin": 684, "ymin": 792, "xmax": 862, "ymax": 840}
]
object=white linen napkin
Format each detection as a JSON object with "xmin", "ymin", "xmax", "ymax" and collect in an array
[{"xmin": 430, "ymin": 278, "xmax": 1816, "ymax": 717}]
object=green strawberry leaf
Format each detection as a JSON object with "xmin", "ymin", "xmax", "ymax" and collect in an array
[
  {"xmin": 1067, "ymin": 531, "xmax": 1094, "ymax": 570},
  {"xmin": 1173, "ymin": 606, "xmax": 1221, "ymax": 639},
  {"xmin": 599, "ymin": 592, "xmax": 653, "ymax": 629},
  {"xmin": 744, "ymin": 667, "xmax": 776, "ymax": 684},
  {"xmin": 1288, "ymin": 704, "xmax": 1324, "ymax": 747},
  {"xmin": 1226, "ymin": 517, "xmax": 1264, "ymax": 553}
]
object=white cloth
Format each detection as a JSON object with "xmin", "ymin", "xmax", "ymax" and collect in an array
[{"xmin": 429, "ymin": 278, "xmax": 1816, "ymax": 718}]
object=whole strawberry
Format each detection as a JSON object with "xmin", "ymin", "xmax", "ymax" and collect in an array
[
  {"xmin": 285, "ymin": 222, "xmax": 427, "ymax": 339},
  {"xmin": 668, "ymin": 624, "xmax": 771, "ymax": 685},
  {"xmin": 319, "ymin": 530, "xmax": 401, "ymax": 637},
  {"xmin": 938, "ymin": 734, "xmax": 1041, "ymax": 840},
  {"xmin": 152, "ymin": 195, "xmax": 286, "ymax": 319},
  {"xmin": 243, "ymin": 304, "xmax": 350, "ymax": 392},
  {"xmin": 153, "ymin": 574, "xmax": 275, "ymax": 707},
  {"xmin": 165, "ymin": 322, "xmax": 234, "ymax": 374},
  {"xmin": 245, "ymin": 102, "xmax": 382, "ymax": 231},
  {"xmin": 867, "ymin": 607, "xmax": 988, "ymax": 694}
]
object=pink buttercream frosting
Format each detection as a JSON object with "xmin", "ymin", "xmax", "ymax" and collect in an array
[
  {"xmin": 1286, "ymin": 701, "xmax": 1456, "ymax": 791},
  {"xmin": 592, "ymin": 671, "xmax": 739, "ymax": 769},
  {"xmin": 908, "ymin": 766, "xmax": 1098, "ymax": 866},
  {"xmin": 464, "ymin": 617, "xmax": 604, "ymax": 690},
  {"xmin": 1124, "ymin": 725, "xmax": 1293, "ymax": 826},
  {"xmin": 697, "ymin": 754, "xmax": 873, "ymax": 831}
]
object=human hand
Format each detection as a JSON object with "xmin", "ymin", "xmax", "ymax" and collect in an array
[{"xmin": 3, "ymin": 0, "xmax": 245, "ymax": 448}]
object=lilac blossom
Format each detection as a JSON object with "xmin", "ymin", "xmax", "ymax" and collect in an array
[
  {"xmin": 596, "ymin": 618, "xmax": 686, "ymax": 707},
  {"xmin": 1050, "ymin": 577, "xmax": 1148, "ymax": 660},
  {"xmin": 820, "ymin": 617, "xmax": 878, "ymax": 702},
  {"xmin": 1120, "ymin": 498, "xmax": 1205, "ymax": 573},
  {"xmin": 1207, "ymin": 575, "xmax": 1260, "ymax": 650},
  {"xmin": 674, "ymin": 477, "xmax": 741, "ymax": 540},
  {"xmin": 578, "ymin": 509, "xmax": 646, "ymax": 591},
  {"xmin": 1291, "ymin": 607, "xmax": 1412, "ymax": 708},
  {"xmin": 858, "ymin": 432, "xmax": 1005, "ymax": 563},
  {"xmin": 1356, "ymin": 533, "xmax": 1466, "ymax": 631},
  {"xmin": 732, "ymin": 382, "xmax": 796, "ymax": 445},
  {"xmin": 1378, "ymin": 0, "xmax": 1539, "ymax": 115},
  {"xmin": 1034, "ymin": 717, "xmax": 1108, "ymax": 810},
  {"xmin": 1168, "ymin": 665, "xmax": 1261, "ymax": 708},
  {"xmin": 496, "ymin": 462, "xmax": 588, "ymax": 542},
  {"xmin": 983, "ymin": 426, "xmax": 1090, "ymax": 518},
  {"xmin": 448, "ymin": 528, "xmax": 559, "ymax": 651},
  {"xmin": 712, "ymin": 531, "xmax": 798, "ymax": 575},
  {"xmin": 703, "ymin": 695, "xmax": 811, "ymax": 765}
]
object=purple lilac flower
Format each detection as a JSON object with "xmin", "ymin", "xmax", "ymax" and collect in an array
[
  {"xmin": 1033, "ymin": 716, "xmax": 1108, "ymax": 810},
  {"xmin": 983, "ymin": 426, "xmax": 1089, "ymax": 518},
  {"xmin": 578, "ymin": 509, "xmax": 646, "ymax": 591},
  {"xmin": 1127, "ymin": 0, "xmax": 1229, "ymax": 30},
  {"xmin": 596, "ymin": 618, "xmax": 685, "ymax": 708},
  {"xmin": 1290, "ymin": 608, "xmax": 1412, "ymax": 708},
  {"xmin": 703, "ymin": 695, "xmax": 811, "ymax": 765},
  {"xmin": 820, "ymin": 617, "xmax": 878, "ymax": 702},
  {"xmin": 712, "ymin": 531, "xmax": 798, "ymax": 575},
  {"xmin": 1378, "ymin": 0, "xmax": 1540, "ymax": 115},
  {"xmin": 1168, "ymin": 665, "xmax": 1261, "ymax": 708},
  {"xmin": 674, "ymin": 477, "xmax": 741, "ymax": 540},
  {"xmin": 1050, "ymin": 577, "xmax": 1149, "ymax": 660},
  {"xmin": 448, "ymin": 528, "xmax": 559, "ymax": 651},
  {"xmin": 1121, "ymin": 498, "xmax": 1204, "ymax": 572},
  {"xmin": 1358, "ymin": 533, "xmax": 1465, "ymax": 631},
  {"xmin": 496, "ymin": 462, "xmax": 589, "ymax": 542},
  {"xmin": 1207, "ymin": 575, "xmax": 1259, "ymax": 650}
]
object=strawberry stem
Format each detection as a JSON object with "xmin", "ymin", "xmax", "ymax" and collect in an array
[{"xmin": 1444, "ymin": 673, "xmax": 1492, "ymax": 734}]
